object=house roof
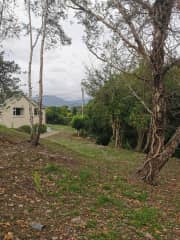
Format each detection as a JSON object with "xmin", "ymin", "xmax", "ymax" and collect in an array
[{"xmin": 1, "ymin": 94, "xmax": 46, "ymax": 109}]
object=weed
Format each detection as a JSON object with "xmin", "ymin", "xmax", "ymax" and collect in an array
[
  {"xmin": 32, "ymin": 171, "xmax": 42, "ymax": 193},
  {"xmin": 122, "ymin": 190, "xmax": 148, "ymax": 202},
  {"xmin": 97, "ymin": 195, "xmax": 112, "ymax": 206},
  {"xmin": 44, "ymin": 163, "xmax": 61, "ymax": 174},
  {"xmin": 88, "ymin": 231, "xmax": 119, "ymax": 240},
  {"xmin": 86, "ymin": 220, "xmax": 97, "ymax": 229},
  {"xmin": 102, "ymin": 185, "xmax": 111, "ymax": 191},
  {"xmin": 67, "ymin": 183, "xmax": 81, "ymax": 193},
  {"xmin": 79, "ymin": 169, "xmax": 91, "ymax": 182},
  {"xmin": 96, "ymin": 195, "xmax": 125, "ymax": 209},
  {"xmin": 47, "ymin": 191, "xmax": 61, "ymax": 197},
  {"xmin": 126, "ymin": 207, "xmax": 159, "ymax": 228}
]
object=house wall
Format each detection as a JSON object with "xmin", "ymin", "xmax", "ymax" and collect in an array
[{"xmin": 0, "ymin": 97, "xmax": 46, "ymax": 128}]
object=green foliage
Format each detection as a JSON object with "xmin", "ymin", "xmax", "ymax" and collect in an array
[
  {"xmin": 129, "ymin": 102, "xmax": 150, "ymax": 130},
  {"xmin": 126, "ymin": 207, "xmax": 159, "ymax": 228},
  {"xmin": 86, "ymin": 220, "xmax": 97, "ymax": 229},
  {"xmin": 0, "ymin": 52, "xmax": 21, "ymax": 104},
  {"xmin": 71, "ymin": 115, "xmax": 86, "ymax": 132},
  {"xmin": 33, "ymin": 124, "xmax": 47, "ymax": 134},
  {"xmin": 79, "ymin": 169, "xmax": 91, "ymax": 182},
  {"xmin": 33, "ymin": 171, "xmax": 42, "ymax": 193},
  {"xmin": 88, "ymin": 231, "xmax": 119, "ymax": 240},
  {"xmin": 46, "ymin": 106, "xmax": 72, "ymax": 125},
  {"xmin": 44, "ymin": 163, "xmax": 61, "ymax": 174},
  {"xmin": 122, "ymin": 190, "xmax": 148, "ymax": 202},
  {"xmin": 18, "ymin": 124, "xmax": 47, "ymax": 134},
  {"xmin": 85, "ymin": 99, "xmax": 112, "ymax": 145},
  {"xmin": 96, "ymin": 195, "xmax": 125, "ymax": 209},
  {"xmin": 18, "ymin": 125, "xmax": 31, "ymax": 134}
]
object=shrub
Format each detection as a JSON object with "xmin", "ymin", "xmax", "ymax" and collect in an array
[
  {"xmin": 18, "ymin": 124, "xmax": 47, "ymax": 134},
  {"xmin": 18, "ymin": 125, "xmax": 31, "ymax": 134},
  {"xmin": 33, "ymin": 124, "xmax": 47, "ymax": 134},
  {"xmin": 71, "ymin": 115, "xmax": 86, "ymax": 136}
]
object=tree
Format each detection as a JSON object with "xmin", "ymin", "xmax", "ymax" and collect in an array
[
  {"xmin": 0, "ymin": 52, "xmax": 21, "ymax": 103},
  {"xmin": 71, "ymin": 115, "xmax": 85, "ymax": 136},
  {"xmin": 23, "ymin": 0, "xmax": 42, "ymax": 141},
  {"xmin": 27, "ymin": 0, "xmax": 71, "ymax": 146},
  {"xmin": 129, "ymin": 102, "xmax": 150, "ymax": 152},
  {"xmin": 70, "ymin": 0, "xmax": 180, "ymax": 184},
  {"xmin": 0, "ymin": 0, "xmax": 20, "ymax": 43},
  {"xmin": 46, "ymin": 106, "xmax": 72, "ymax": 125}
]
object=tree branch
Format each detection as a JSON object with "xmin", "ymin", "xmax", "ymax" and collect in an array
[
  {"xmin": 113, "ymin": 0, "xmax": 148, "ymax": 57},
  {"xmin": 128, "ymin": 85, "xmax": 152, "ymax": 114},
  {"xmin": 70, "ymin": 0, "xmax": 145, "ymax": 55},
  {"xmin": 163, "ymin": 58, "xmax": 180, "ymax": 76}
]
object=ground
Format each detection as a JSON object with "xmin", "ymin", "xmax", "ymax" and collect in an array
[{"xmin": 0, "ymin": 125, "xmax": 179, "ymax": 240}]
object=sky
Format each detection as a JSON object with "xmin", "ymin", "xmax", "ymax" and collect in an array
[{"xmin": 3, "ymin": 1, "xmax": 99, "ymax": 100}]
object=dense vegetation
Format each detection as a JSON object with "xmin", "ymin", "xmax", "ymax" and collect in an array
[
  {"xmin": 73, "ymin": 68, "xmax": 179, "ymax": 156},
  {"xmin": 0, "ymin": 52, "xmax": 21, "ymax": 103}
]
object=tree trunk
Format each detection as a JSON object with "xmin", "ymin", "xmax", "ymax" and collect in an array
[
  {"xmin": 32, "ymin": 0, "xmax": 48, "ymax": 146},
  {"xmin": 136, "ymin": 0, "xmax": 176, "ymax": 183},
  {"xmin": 115, "ymin": 120, "xmax": 121, "ymax": 149},
  {"xmin": 143, "ymin": 121, "xmax": 152, "ymax": 153},
  {"xmin": 136, "ymin": 129, "xmax": 145, "ymax": 152},
  {"xmin": 0, "ymin": 0, "xmax": 5, "ymax": 28},
  {"xmin": 136, "ymin": 126, "xmax": 180, "ymax": 185},
  {"xmin": 112, "ymin": 120, "xmax": 115, "ymax": 140},
  {"xmin": 27, "ymin": 0, "xmax": 34, "ymax": 141}
]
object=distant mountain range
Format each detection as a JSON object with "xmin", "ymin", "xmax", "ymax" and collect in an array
[{"xmin": 33, "ymin": 95, "xmax": 89, "ymax": 107}]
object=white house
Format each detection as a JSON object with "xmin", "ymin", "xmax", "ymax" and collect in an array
[{"xmin": 0, "ymin": 95, "xmax": 46, "ymax": 128}]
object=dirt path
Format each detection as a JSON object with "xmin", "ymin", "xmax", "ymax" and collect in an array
[{"xmin": 40, "ymin": 130, "xmax": 60, "ymax": 139}]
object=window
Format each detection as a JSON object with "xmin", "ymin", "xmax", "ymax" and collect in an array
[
  {"xmin": 34, "ymin": 108, "xmax": 39, "ymax": 116},
  {"xmin": 13, "ymin": 108, "xmax": 24, "ymax": 116}
]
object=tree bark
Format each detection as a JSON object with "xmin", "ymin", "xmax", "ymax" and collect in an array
[
  {"xmin": 136, "ymin": 129, "xmax": 145, "ymax": 152},
  {"xmin": 136, "ymin": 0, "xmax": 176, "ymax": 184},
  {"xmin": 27, "ymin": 0, "xmax": 34, "ymax": 141},
  {"xmin": 114, "ymin": 119, "xmax": 121, "ymax": 149},
  {"xmin": 112, "ymin": 118, "xmax": 122, "ymax": 149},
  {"xmin": 136, "ymin": 126, "xmax": 180, "ymax": 185},
  {"xmin": 32, "ymin": 0, "xmax": 48, "ymax": 146}
]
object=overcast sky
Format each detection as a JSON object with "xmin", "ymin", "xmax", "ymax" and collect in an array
[{"xmin": 3, "ymin": 1, "xmax": 99, "ymax": 100}]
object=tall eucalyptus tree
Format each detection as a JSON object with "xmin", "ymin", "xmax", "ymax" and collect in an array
[
  {"xmin": 29, "ymin": 0, "xmax": 71, "ymax": 145},
  {"xmin": 70, "ymin": 0, "xmax": 180, "ymax": 184}
]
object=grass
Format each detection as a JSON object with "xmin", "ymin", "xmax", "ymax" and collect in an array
[
  {"xmin": 125, "ymin": 207, "xmax": 160, "ymax": 228},
  {"xmin": 0, "ymin": 124, "xmax": 179, "ymax": 240},
  {"xmin": 43, "ymin": 125, "xmax": 180, "ymax": 239},
  {"xmin": 32, "ymin": 171, "xmax": 42, "ymax": 193},
  {"xmin": 0, "ymin": 124, "xmax": 28, "ymax": 140}
]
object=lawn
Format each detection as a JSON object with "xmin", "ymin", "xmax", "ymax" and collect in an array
[{"xmin": 0, "ymin": 124, "xmax": 179, "ymax": 240}]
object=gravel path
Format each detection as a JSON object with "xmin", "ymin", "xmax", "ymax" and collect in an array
[{"xmin": 40, "ymin": 130, "xmax": 60, "ymax": 139}]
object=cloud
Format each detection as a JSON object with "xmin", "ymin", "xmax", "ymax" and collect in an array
[{"xmin": 3, "ymin": 3, "xmax": 99, "ymax": 100}]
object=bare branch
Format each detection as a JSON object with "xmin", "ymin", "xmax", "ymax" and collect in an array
[
  {"xmin": 128, "ymin": 85, "xmax": 152, "ymax": 114},
  {"xmin": 70, "ymin": 0, "xmax": 145, "ymax": 56},
  {"xmin": 113, "ymin": 0, "xmax": 148, "ymax": 57}
]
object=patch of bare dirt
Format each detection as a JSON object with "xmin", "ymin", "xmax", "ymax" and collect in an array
[{"xmin": 0, "ymin": 136, "xmax": 80, "ymax": 240}]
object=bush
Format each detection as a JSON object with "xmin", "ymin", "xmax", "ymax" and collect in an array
[
  {"xmin": 71, "ymin": 115, "xmax": 85, "ymax": 134},
  {"xmin": 18, "ymin": 125, "xmax": 31, "ymax": 134},
  {"xmin": 33, "ymin": 124, "xmax": 47, "ymax": 134},
  {"xmin": 96, "ymin": 131, "xmax": 112, "ymax": 146},
  {"xmin": 18, "ymin": 124, "xmax": 47, "ymax": 134}
]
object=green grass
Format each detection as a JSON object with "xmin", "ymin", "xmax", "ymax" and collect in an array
[
  {"xmin": 44, "ymin": 163, "xmax": 62, "ymax": 174},
  {"xmin": 32, "ymin": 171, "xmax": 42, "ymax": 193},
  {"xmin": 0, "ymin": 124, "xmax": 179, "ymax": 240},
  {"xmin": 46, "ymin": 125, "xmax": 142, "ymax": 170},
  {"xmin": 126, "ymin": 207, "xmax": 160, "ymax": 228},
  {"xmin": 88, "ymin": 231, "xmax": 119, "ymax": 240},
  {"xmin": 122, "ymin": 190, "xmax": 148, "ymax": 202},
  {"xmin": 0, "ymin": 124, "xmax": 28, "ymax": 140}
]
